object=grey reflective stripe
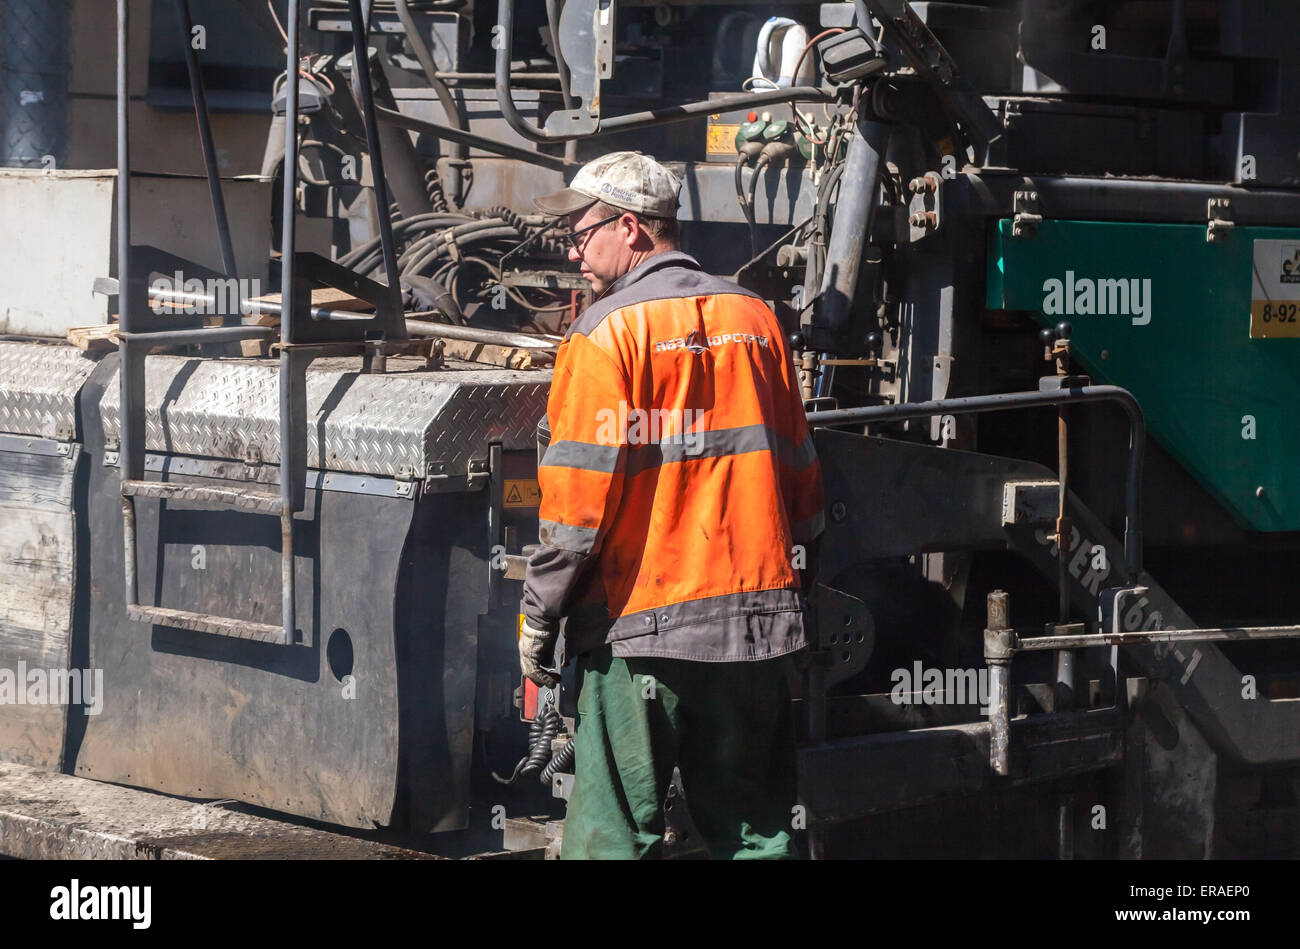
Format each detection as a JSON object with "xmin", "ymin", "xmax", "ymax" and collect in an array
[
  {"xmin": 623, "ymin": 423, "xmax": 816, "ymax": 476},
  {"xmin": 625, "ymin": 423, "xmax": 773, "ymax": 475},
  {"xmin": 539, "ymin": 518, "xmax": 600, "ymax": 553},
  {"xmin": 791, "ymin": 509, "xmax": 825, "ymax": 542},
  {"xmin": 541, "ymin": 440, "xmax": 624, "ymax": 474}
]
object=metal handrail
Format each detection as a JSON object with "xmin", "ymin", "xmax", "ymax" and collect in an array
[{"xmin": 807, "ymin": 384, "xmax": 1146, "ymax": 581}]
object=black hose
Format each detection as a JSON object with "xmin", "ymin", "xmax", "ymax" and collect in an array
[
  {"xmin": 539, "ymin": 736, "xmax": 574, "ymax": 787},
  {"xmin": 746, "ymin": 155, "xmax": 771, "ymax": 258},
  {"xmin": 492, "ymin": 700, "xmax": 563, "ymax": 785},
  {"xmin": 735, "ymin": 154, "xmax": 759, "ymax": 259}
]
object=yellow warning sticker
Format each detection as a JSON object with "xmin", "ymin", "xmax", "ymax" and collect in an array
[
  {"xmin": 504, "ymin": 479, "xmax": 542, "ymax": 508},
  {"xmin": 1250, "ymin": 239, "xmax": 1300, "ymax": 338},
  {"xmin": 707, "ymin": 124, "xmax": 740, "ymax": 157}
]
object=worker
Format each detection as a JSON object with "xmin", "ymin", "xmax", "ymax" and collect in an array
[{"xmin": 518, "ymin": 151, "xmax": 825, "ymax": 860}]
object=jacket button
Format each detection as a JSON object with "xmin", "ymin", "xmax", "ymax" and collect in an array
[
  {"xmin": 644, "ymin": 616, "xmax": 653, "ymax": 626},
  {"xmin": 660, "ymin": 615, "xmax": 669, "ymax": 623}
]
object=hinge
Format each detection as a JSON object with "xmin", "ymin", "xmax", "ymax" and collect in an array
[
  {"xmin": 395, "ymin": 463, "xmax": 415, "ymax": 498},
  {"xmin": 1207, "ymin": 197, "xmax": 1234, "ymax": 243},
  {"xmin": 1013, "ymin": 189, "xmax": 1041, "ymax": 238}
]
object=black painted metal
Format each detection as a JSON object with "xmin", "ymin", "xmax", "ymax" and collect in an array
[{"xmin": 493, "ymin": 0, "xmax": 830, "ymax": 144}]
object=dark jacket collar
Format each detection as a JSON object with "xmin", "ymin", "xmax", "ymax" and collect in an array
[{"xmin": 596, "ymin": 250, "xmax": 701, "ymax": 301}]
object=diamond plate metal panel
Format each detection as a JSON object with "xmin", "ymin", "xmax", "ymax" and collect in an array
[
  {"xmin": 101, "ymin": 357, "xmax": 551, "ymax": 477},
  {"xmin": 0, "ymin": 342, "xmax": 102, "ymax": 439}
]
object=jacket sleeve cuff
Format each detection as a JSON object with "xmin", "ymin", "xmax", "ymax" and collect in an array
[{"xmin": 521, "ymin": 543, "xmax": 595, "ymax": 634}]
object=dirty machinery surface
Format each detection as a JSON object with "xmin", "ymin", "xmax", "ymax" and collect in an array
[{"xmin": 1, "ymin": 0, "xmax": 1299, "ymax": 859}]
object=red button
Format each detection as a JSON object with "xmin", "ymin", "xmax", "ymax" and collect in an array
[{"xmin": 747, "ymin": 111, "xmax": 758, "ymax": 123}]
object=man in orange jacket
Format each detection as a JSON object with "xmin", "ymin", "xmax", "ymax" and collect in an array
[{"xmin": 519, "ymin": 151, "xmax": 824, "ymax": 859}]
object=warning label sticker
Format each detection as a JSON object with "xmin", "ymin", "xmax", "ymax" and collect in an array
[
  {"xmin": 504, "ymin": 479, "xmax": 542, "ymax": 508},
  {"xmin": 1250, "ymin": 239, "xmax": 1300, "ymax": 338},
  {"xmin": 707, "ymin": 124, "xmax": 740, "ymax": 157}
]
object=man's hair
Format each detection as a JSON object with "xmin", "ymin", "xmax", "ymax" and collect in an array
[{"xmin": 591, "ymin": 200, "xmax": 679, "ymax": 245}]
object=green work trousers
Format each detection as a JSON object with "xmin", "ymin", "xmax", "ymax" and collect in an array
[{"xmin": 559, "ymin": 645, "xmax": 799, "ymax": 860}]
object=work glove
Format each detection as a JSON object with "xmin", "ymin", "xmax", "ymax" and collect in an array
[{"xmin": 519, "ymin": 618, "xmax": 560, "ymax": 689}]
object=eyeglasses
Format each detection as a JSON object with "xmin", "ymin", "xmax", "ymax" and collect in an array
[
  {"xmin": 497, "ymin": 211, "xmax": 623, "ymax": 270},
  {"xmin": 563, "ymin": 213, "xmax": 623, "ymax": 254}
]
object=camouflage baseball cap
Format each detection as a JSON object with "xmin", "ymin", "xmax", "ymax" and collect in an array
[{"xmin": 534, "ymin": 151, "xmax": 682, "ymax": 218}]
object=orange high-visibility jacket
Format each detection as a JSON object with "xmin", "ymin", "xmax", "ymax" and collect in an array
[{"xmin": 521, "ymin": 251, "xmax": 824, "ymax": 661}]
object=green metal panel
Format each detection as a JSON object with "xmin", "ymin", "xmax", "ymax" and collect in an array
[{"xmin": 987, "ymin": 218, "xmax": 1300, "ymax": 532}]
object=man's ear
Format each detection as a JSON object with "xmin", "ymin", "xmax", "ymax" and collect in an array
[{"xmin": 620, "ymin": 212, "xmax": 640, "ymax": 247}]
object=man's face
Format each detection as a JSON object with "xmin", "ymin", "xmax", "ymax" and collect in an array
[{"xmin": 567, "ymin": 204, "xmax": 633, "ymax": 296}]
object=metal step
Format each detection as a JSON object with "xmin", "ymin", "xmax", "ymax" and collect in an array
[
  {"xmin": 122, "ymin": 479, "xmax": 283, "ymax": 514},
  {"xmin": 126, "ymin": 604, "xmax": 288, "ymax": 644}
]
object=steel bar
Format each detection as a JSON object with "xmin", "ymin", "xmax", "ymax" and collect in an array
[
  {"xmin": 118, "ymin": 326, "xmax": 276, "ymax": 344},
  {"xmin": 1018, "ymin": 624, "xmax": 1300, "ymax": 651},
  {"xmin": 405, "ymin": 319, "xmax": 557, "ymax": 349},
  {"xmin": 808, "ymin": 385, "xmax": 1146, "ymax": 581},
  {"xmin": 171, "ymin": 0, "xmax": 238, "ymax": 293},
  {"xmin": 278, "ymin": 0, "xmax": 302, "ymax": 647},
  {"xmin": 494, "ymin": 0, "xmax": 830, "ymax": 143},
  {"xmin": 376, "ymin": 106, "xmax": 576, "ymax": 172}
]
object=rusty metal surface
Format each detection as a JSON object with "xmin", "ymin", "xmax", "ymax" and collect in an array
[
  {"xmin": 122, "ymin": 479, "xmax": 283, "ymax": 513},
  {"xmin": 0, "ymin": 442, "xmax": 81, "ymax": 772},
  {"xmin": 125, "ymin": 605, "xmax": 285, "ymax": 643},
  {"xmin": 0, "ymin": 342, "xmax": 100, "ymax": 439},
  {"xmin": 99, "ymin": 355, "xmax": 550, "ymax": 478},
  {"xmin": 0, "ymin": 762, "xmax": 439, "ymax": 859}
]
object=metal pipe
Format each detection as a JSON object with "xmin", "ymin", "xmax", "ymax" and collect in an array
[
  {"xmin": 119, "ymin": 326, "xmax": 276, "ymax": 345},
  {"xmin": 1018, "ymin": 623, "xmax": 1300, "ymax": 651},
  {"xmin": 984, "ymin": 591, "xmax": 1012, "ymax": 777},
  {"xmin": 405, "ymin": 319, "xmax": 557, "ymax": 350},
  {"xmin": 813, "ymin": 117, "xmax": 891, "ymax": 346},
  {"xmin": 808, "ymin": 385, "xmax": 1146, "ymax": 581},
  {"xmin": 376, "ymin": 106, "xmax": 576, "ymax": 173},
  {"xmin": 347, "ymin": 0, "xmax": 403, "ymax": 305},
  {"xmin": 280, "ymin": 1, "xmax": 300, "ymax": 346},
  {"xmin": 434, "ymin": 72, "xmax": 562, "ymax": 83},
  {"xmin": 171, "ymin": 0, "xmax": 238, "ymax": 292},
  {"xmin": 116, "ymin": 0, "xmax": 131, "ymax": 337},
  {"xmin": 494, "ymin": 0, "xmax": 830, "ymax": 142},
  {"xmin": 278, "ymin": 0, "xmax": 302, "ymax": 647}
]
